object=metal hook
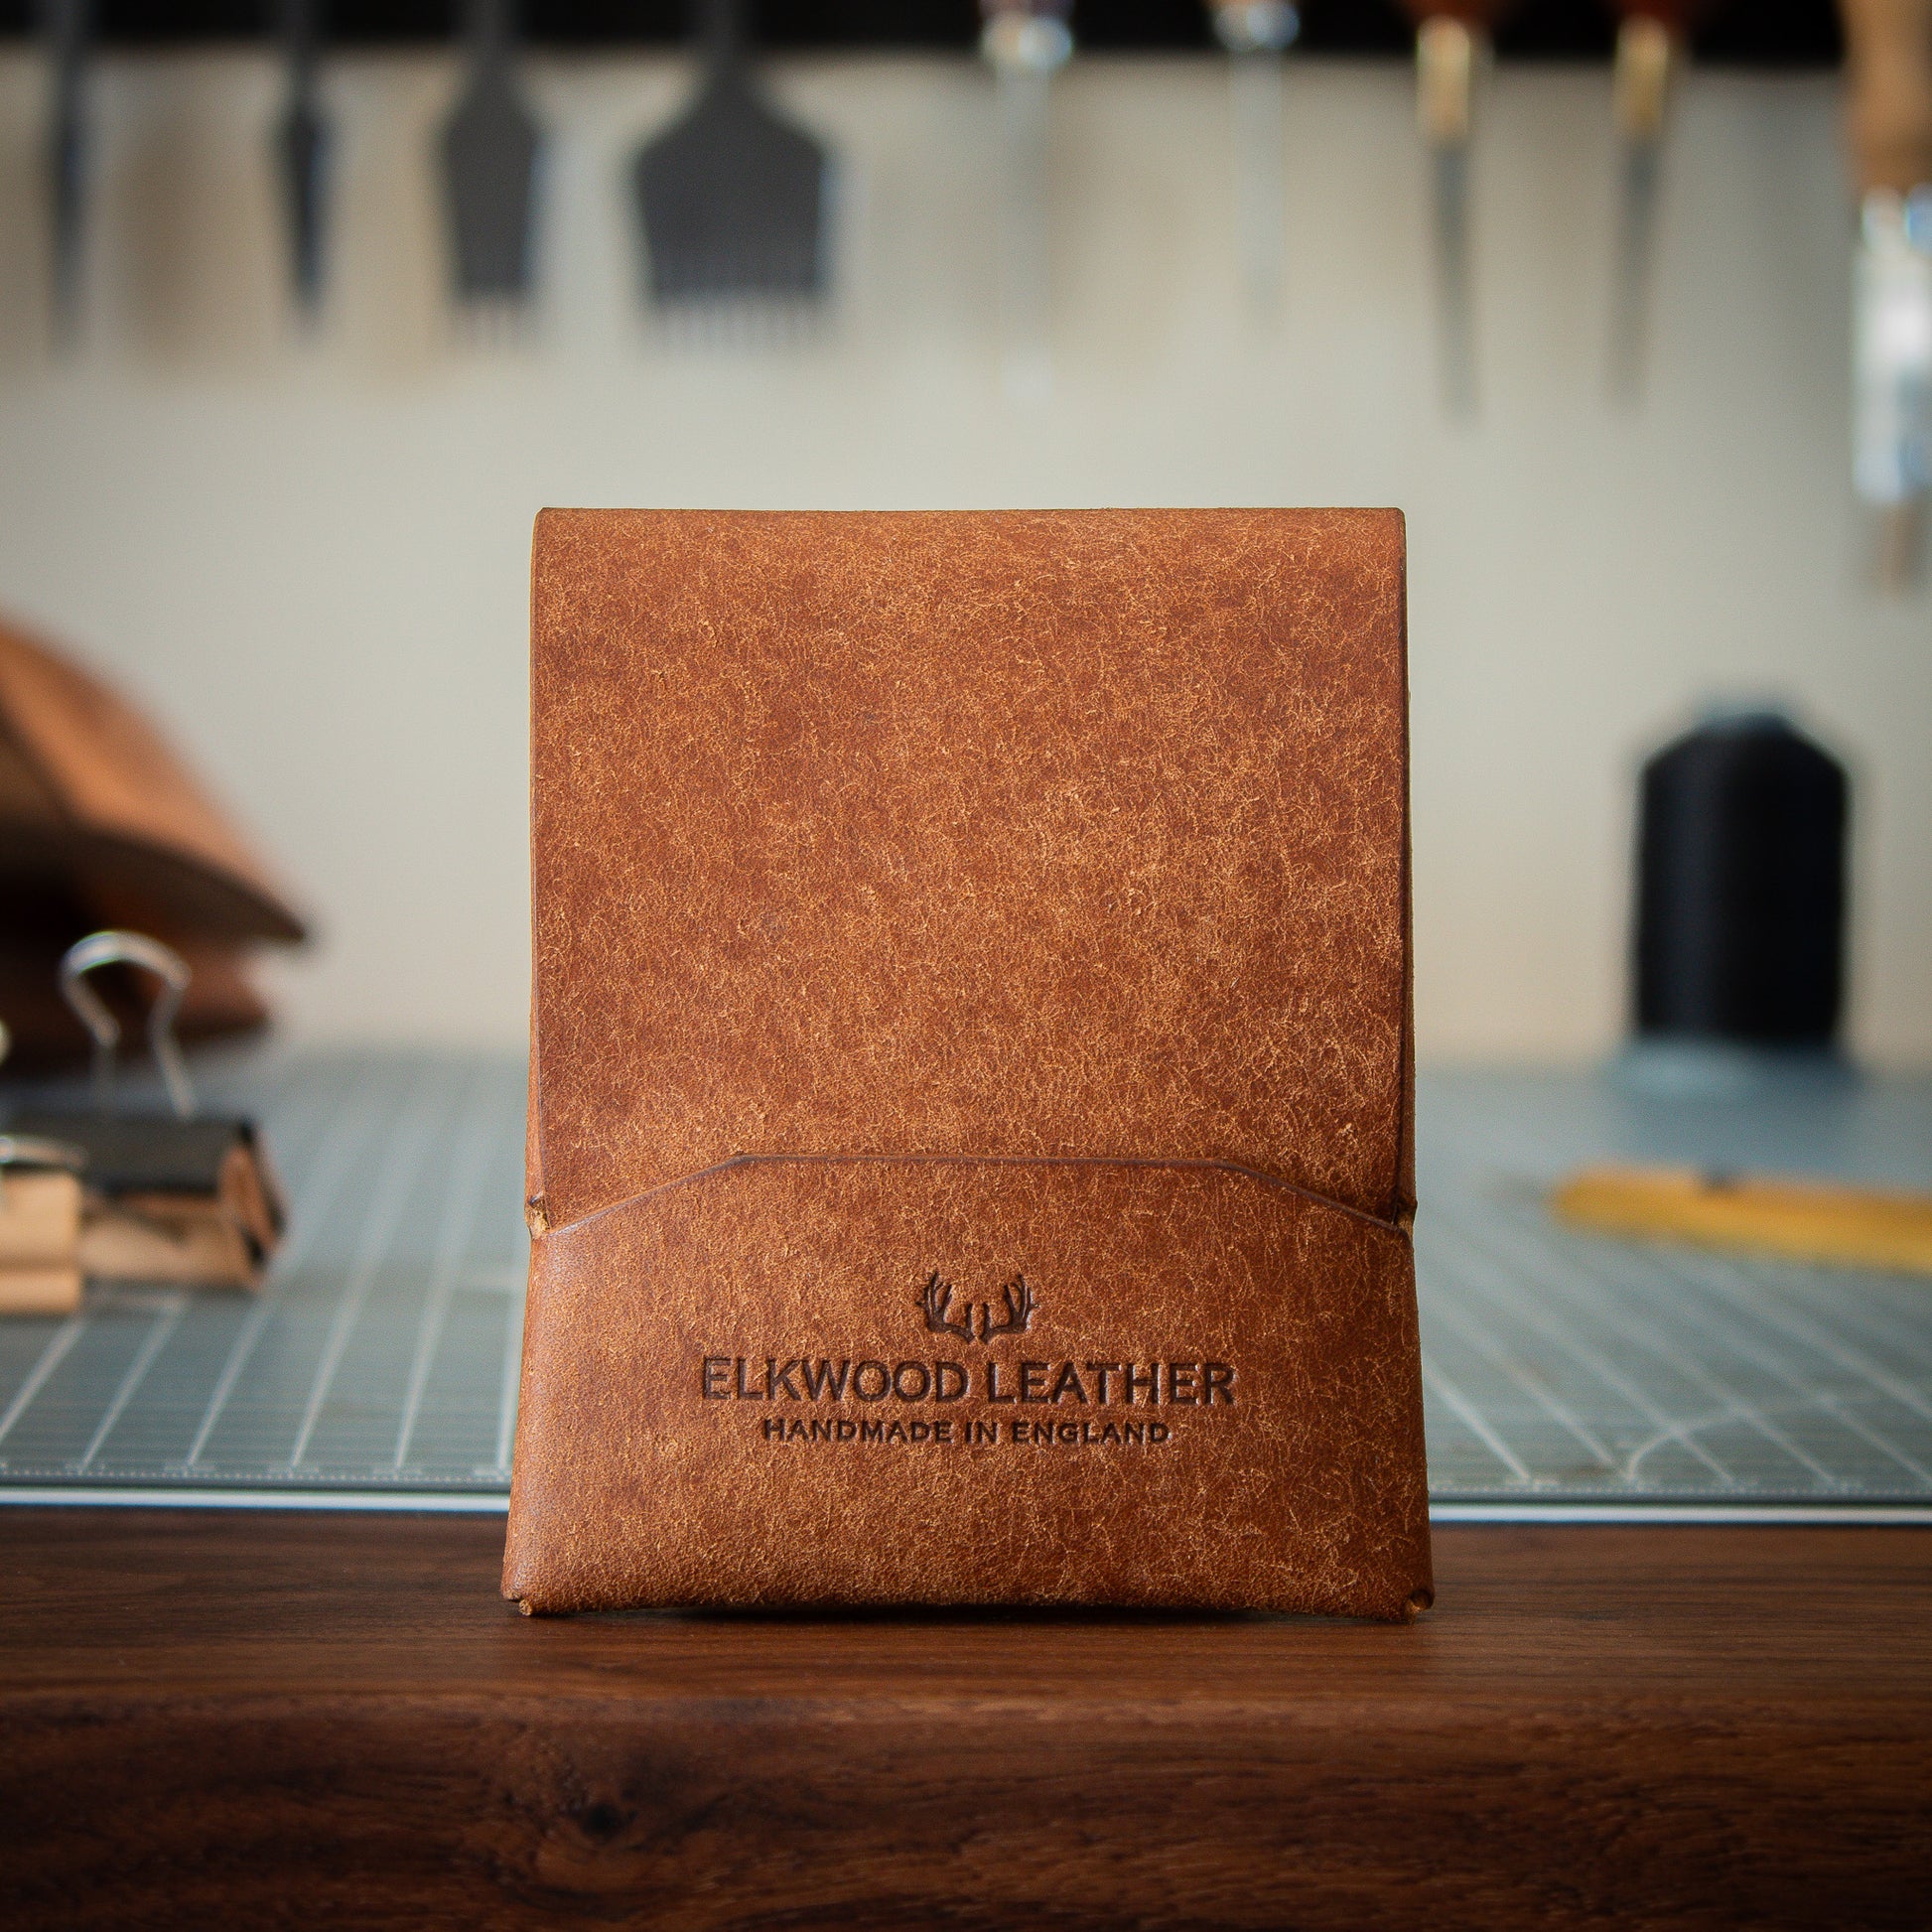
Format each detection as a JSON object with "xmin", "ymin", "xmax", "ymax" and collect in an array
[
  {"xmin": 0, "ymin": 1133, "xmax": 87, "ymax": 1174},
  {"xmin": 58, "ymin": 930, "xmax": 197, "ymax": 1121}
]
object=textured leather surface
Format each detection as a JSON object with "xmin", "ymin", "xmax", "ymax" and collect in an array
[
  {"xmin": 512, "ymin": 508, "xmax": 1428, "ymax": 1615},
  {"xmin": 528, "ymin": 508, "xmax": 1411, "ymax": 1230},
  {"xmin": 504, "ymin": 1157, "xmax": 1431, "ymax": 1618}
]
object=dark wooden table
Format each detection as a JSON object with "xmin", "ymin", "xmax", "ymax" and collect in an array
[{"xmin": 3, "ymin": 1510, "xmax": 1927, "ymax": 1929}]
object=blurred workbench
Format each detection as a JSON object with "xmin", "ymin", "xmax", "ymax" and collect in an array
[{"xmin": 3, "ymin": 1510, "xmax": 1927, "ymax": 1927}]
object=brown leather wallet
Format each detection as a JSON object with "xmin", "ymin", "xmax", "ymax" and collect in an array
[{"xmin": 506, "ymin": 508, "xmax": 1432, "ymax": 1619}]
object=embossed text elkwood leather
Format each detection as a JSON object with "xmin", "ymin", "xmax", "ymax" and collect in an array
[{"xmin": 506, "ymin": 508, "xmax": 1432, "ymax": 1618}]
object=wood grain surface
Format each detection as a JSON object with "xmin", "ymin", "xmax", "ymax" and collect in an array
[{"xmin": 2, "ymin": 1510, "xmax": 1928, "ymax": 1929}]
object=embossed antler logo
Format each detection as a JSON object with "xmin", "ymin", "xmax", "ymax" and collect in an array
[
  {"xmin": 980, "ymin": 1275, "xmax": 1035, "ymax": 1340},
  {"xmin": 917, "ymin": 1270, "xmax": 1036, "ymax": 1344},
  {"xmin": 918, "ymin": 1271, "xmax": 974, "ymax": 1342}
]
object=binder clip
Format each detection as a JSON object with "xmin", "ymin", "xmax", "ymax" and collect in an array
[
  {"xmin": 9, "ymin": 933, "xmax": 286, "ymax": 1291},
  {"xmin": 0, "ymin": 1019, "xmax": 87, "ymax": 1315}
]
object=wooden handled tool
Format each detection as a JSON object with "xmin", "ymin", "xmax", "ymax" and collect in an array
[
  {"xmin": 0, "ymin": 1149, "xmax": 84, "ymax": 1316},
  {"xmin": 441, "ymin": 0, "xmax": 543, "ymax": 313},
  {"xmin": 41, "ymin": 0, "xmax": 89, "ymax": 343},
  {"xmin": 1208, "ymin": 0, "xmax": 1300, "ymax": 317},
  {"xmin": 274, "ymin": 0, "xmax": 331, "ymax": 318},
  {"xmin": 981, "ymin": 0, "xmax": 1074, "ymax": 399},
  {"xmin": 1555, "ymin": 1166, "xmax": 1932, "ymax": 1277},
  {"xmin": 1605, "ymin": 0, "xmax": 1704, "ymax": 399},
  {"xmin": 1843, "ymin": 0, "xmax": 1932, "ymax": 194},
  {"xmin": 1610, "ymin": 2, "xmax": 1689, "ymax": 145},
  {"xmin": 1400, "ymin": 0, "xmax": 1514, "ymax": 415},
  {"xmin": 1840, "ymin": 0, "xmax": 1932, "ymax": 580}
]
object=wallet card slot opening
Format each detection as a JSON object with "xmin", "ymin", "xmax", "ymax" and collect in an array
[{"xmin": 536, "ymin": 1150, "xmax": 1409, "ymax": 1242}]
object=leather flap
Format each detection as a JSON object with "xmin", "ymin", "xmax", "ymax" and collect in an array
[{"xmin": 530, "ymin": 509, "xmax": 1412, "ymax": 1230}]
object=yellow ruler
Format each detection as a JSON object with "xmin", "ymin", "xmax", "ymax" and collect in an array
[{"xmin": 1553, "ymin": 1166, "xmax": 1932, "ymax": 1278}]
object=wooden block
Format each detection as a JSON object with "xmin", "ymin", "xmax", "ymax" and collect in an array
[
  {"xmin": 11, "ymin": 1114, "xmax": 283, "ymax": 1291},
  {"xmin": 1554, "ymin": 1165, "xmax": 1932, "ymax": 1276},
  {"xmin": 0, "ymin": 1171, "xmax": 82, "ymax": 1314},
  {"xmin": 76, "ymin": 1190, "xmax": 261, "ymax": 1291}
]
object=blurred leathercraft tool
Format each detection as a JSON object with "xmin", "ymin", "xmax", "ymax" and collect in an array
[
  {"xmin": 1208, "ymin": 0, "xmax": 1299, "ymax": 319},
  {"xmin": 1556, "ymin": 1167, "xmax": 1932, "ymax": 1278},
  {"xmin": 1401, "ymin": 0, "xmax": 1510, "ymax": 417},
  {"xmin": 274, "ymin": 0, "xmax": 331, "ymax": 321},
  {"xmin": 633, "ymin": 0, "xmax": 832, "ymax": 338},
  {"xmin": 981, "ymin": 0, "xmax": 1073, "ymax": 400},
  {"xmin": 1605, "ymin": 1, "xmax": 1701, "ymax": 403},
  {"xmin": 442, "ymin": 0, "xmax": 543, "ymax": 321},
  {"xmin": 1841, "ymin": 0, "xmax": 1932, "ymax": 586},
  {"xmin": 40, "ymin": 0, "xmax": 89, "ymax": 344}
]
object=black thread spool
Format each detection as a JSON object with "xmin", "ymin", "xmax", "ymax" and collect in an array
[{"xmin": 1632, "ymin": 712, "xmax": 1849, "ymax": 1056}]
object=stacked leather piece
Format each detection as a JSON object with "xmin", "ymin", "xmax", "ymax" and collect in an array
[{"xmin": 0, "ymin": 620, "xmax": 305, "ymax": 1073}]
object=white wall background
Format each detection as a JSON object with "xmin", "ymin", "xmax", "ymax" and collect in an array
[{"xmin": 0, "ymin": 50, "xmax": 1925, "ymax": 1066}]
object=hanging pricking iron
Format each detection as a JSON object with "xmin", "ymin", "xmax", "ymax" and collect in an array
[
  {"xmin": 981, "ymin": 0, "xmax": 1073, "ymax": 400},
  {"xmin": 632, "ymin": 0, "xmax": 833, "ymax": 335},
  {"xmin": 40, "ymin": 0, "xmax": 90, "ymax": 343},
  {"xmin": 274, "ymin": 0, "xmax": 332, "ymax": 319},
  {"xmin": 10, "ymin": 933, "xmax": 286, "ymax": 1292},
  {"xmin": 1208, "ymin": 0, "xmax": 1299, "ymax": 319},
  {"xmin": 1605, "ymin": 2, "xmax": 1698, "ymax": 403},
  {"xmin": 441, "ymin": 0, "xmax": 543, "ymax": 318},
  {"xmin": 1840, "ymin": 0, "xmax": 1932, "ymax": 587},
  {"xmin": 1402, "ymin": 1, "xmax": 1510, "ymax": 417}
]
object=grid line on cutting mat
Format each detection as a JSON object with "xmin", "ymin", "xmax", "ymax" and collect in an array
[
  {"xmin": 1414, "ymin": 1069, "xmax": 1932, "ymax": 1502},
  {"xmin": 0, "ymin": 1055, "xmax": 529, "ymax": 1491},
  {"xmin": 0, "ymin": 1056, "xmax": 1926, "ymax": 1509},
  {"xmin": 184, "ymin": 1062, "xmax": 413, "ymax": 1469}
]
